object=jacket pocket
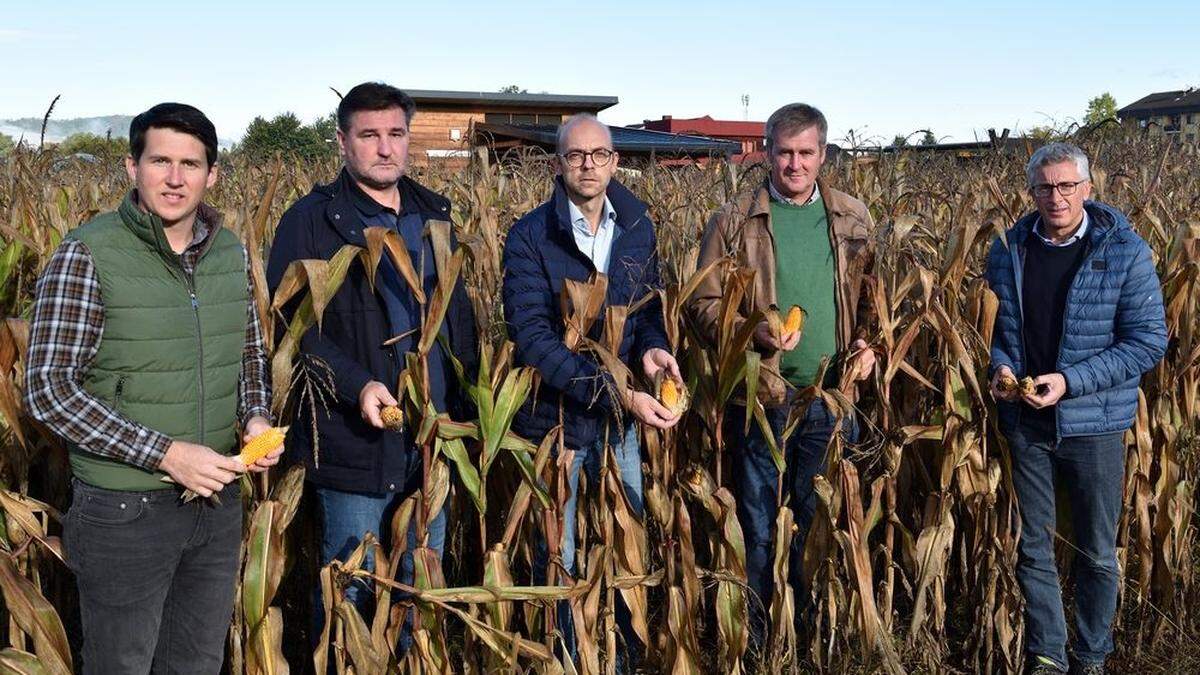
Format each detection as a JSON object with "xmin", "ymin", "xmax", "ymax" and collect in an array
[{"xmin": 113, "ymin": 375, "xmax": 127, "ymax": 411}]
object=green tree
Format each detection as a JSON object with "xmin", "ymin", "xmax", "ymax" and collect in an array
[
  {"xmin": 891, "ymin": 134, "xmax": 909, "ymax": 148},
  {"xmin": 498, "ymin": 85, "xmax": 527, "ymax": 94},
  {"xmin": 919, "ymin": 130, "xmax": 937, "ymax": 146},
  {"xmin": 58, "ymin": 132, "xmax": 128, "ymax": 158},
  {"xmin": 238, "ymin": 112, "xmax": 336, "ymax": 161},
  {"xmin": 1085, "ymin": 92, "xmax": 1118, "ymax": 126},
  {"xmin": 0, "ymin": 133, "xmax": 14, "ymax": 156}
]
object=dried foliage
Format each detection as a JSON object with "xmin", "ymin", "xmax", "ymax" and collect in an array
[{"xmin": 0, "ymin": 130, "xmax": 1197, "ymax": 674}]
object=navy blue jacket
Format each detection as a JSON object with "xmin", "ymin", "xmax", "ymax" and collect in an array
[
  {"xmin": 985, "ymin": 201, "xmax": 1167, "ymax": 438},
  {"xmin": 267, "ymin": 170, "xmax": 478, "ymax": 494},
  {"xmin": 502, "ymin": 178, "xmax": 669, "ymax": 450}
]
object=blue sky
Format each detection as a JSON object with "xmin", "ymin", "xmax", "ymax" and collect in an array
[{"xmin": 3, "ymin": 1, "xmax": 1198, "ymax": 143}]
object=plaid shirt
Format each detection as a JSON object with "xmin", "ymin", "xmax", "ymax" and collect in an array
[{"xmin": 24, "ymin": 214, "xmax": 271, "ymax": 471}]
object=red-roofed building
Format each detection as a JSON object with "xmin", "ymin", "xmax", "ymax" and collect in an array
[{"xmin": 636, "ymin": 115, "xmax": 766, "ymax": 163}]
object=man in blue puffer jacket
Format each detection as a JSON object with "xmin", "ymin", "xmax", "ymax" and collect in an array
[
  {"xmin": 985, "ymin": 142, "xmax": 1167, "ymax": 675},
  {"xmin": 503, "ymin": 113, "xmax": 682, "ymax": 665}
]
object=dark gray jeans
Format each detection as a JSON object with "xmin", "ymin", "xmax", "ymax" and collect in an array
[{"xmin": 63, "ymin": 478, "xmax": 242, "ymax": 675}]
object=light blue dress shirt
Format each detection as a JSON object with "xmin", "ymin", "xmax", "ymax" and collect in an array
[{"xmin": 568, "ymin": 196, "xmax": 618, "ymax": 274}]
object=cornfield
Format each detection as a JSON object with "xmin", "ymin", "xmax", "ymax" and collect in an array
[{"xmin": 0, "ymin": 128, "xmax": 1197, "ymax": 674}]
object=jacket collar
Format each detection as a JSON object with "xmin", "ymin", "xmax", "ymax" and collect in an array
[
  {"xmin": 118, "ymin": 190, "xmax": 224, "ymax": 261},
  {"xmin": 1013, "ymin": 200, "xmax": 1125, "ymax": 248},
  {"xmin": 746, "ymin": 177, "xmax": 868, "ymax": 239},
  {"xmin": 550, "ymin": 176, "xmax": 648, "ymax": 238},
  {"xmin": 320, "ymin": 168, "xmax": 452, "ymax": 245}
]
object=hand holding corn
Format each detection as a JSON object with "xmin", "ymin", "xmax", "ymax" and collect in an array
[
  {"xmin": 161, "ymin": 421, "xmax": 286, "ymax": 501},
  {"xmin": 240, "ymin": 416, "xmax": 286, "ymax": 472},
  {"xmin": 159, "ymin": 440, "xmax": 246, "ymax": 499},
  {"xmin": 990, "ymin": 365, "xmax": 1021, "ymax": 402},
  {"xmin": 756, "ymin": 305, "xmax": 805, "ymax": 352}
]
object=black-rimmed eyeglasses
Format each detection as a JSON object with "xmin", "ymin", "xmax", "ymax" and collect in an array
[{"xmin": 560, "ymin": 149, "xmax": 615, "ymax": 168}]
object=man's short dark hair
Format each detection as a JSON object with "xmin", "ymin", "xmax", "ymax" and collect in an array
[
  {"xmin": 337, "ymin": 83, "xmax": 417, "ymax": 132},
  {"xmin": 765, "ymin": 103, "xmax": 828, "ymax": 149},
  {"xmin": 129, "ymin": 103, "xmax": 219, "ymax": 166}
]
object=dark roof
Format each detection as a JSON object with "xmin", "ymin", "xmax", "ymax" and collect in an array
[
  {"xmin": 474, "ymin": 122, "xmax": 742, "ymax": 156},
  {"xmin": 1118, "ymin": 89, "xmax": 1200, "ymax": 118},
  {"xmin": 403, "ymin": 89, "xmax": 617, "ymax": 112}
]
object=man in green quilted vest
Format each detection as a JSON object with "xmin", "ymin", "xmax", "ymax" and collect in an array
[{"xmin": 25, "ymin": 103, "xmax": 282, "ymax": 674}]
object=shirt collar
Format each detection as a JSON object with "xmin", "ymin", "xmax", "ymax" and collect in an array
[
  {"xmin": 1033, "ymin": 210, "xmax": 1089, "ymax": 247},
  {"xmin": 568, "ymin": 196, "xmax": 617, "ymax": 237},
  {"xmin": 768, "ymin": 179, "xmax": 821, "ymax": 206},
  {"xmin": 343, "ymin": 169, "xmax": 408, "ymax": 217}
]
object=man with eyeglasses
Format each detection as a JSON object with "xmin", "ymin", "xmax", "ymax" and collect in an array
[
  {"xmin": 502, "ymin": 113, "xmax": 680, "ymax": 667},
  {"xmin": 985, "ymin": 142, "xmax": 1166, "ymax": 675}
]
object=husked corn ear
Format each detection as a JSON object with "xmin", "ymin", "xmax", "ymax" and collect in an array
[
  {"xmin": 784, "ymin": 305, "xmax": 805, "ymax": 336},
  {"xmin": 656, "ymin": 373, "xmax": 690, "ymax": 416},
  {"xmin": 380, "ymin": 405, "xmax": 405, "ymax": 431},
  {"xmin": 660, "ymin": 379, "xmax": 680, "ymax": 409},
  {"xmin": 239, "ymin": 426, "xmax": 288, "ymax": 465}
]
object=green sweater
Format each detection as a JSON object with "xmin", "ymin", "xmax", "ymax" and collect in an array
[
  {"xmin": 771, "ymin": 199, "xmax": 838, "ymax": 388},
  {"xmin": 65, "ymin": 196, "xmax": 247, "ymax": 491}
]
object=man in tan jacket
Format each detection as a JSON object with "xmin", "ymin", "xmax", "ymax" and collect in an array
[{"xmin": 689, "ymin": 102, "xmax": 876, "ymax": 644}]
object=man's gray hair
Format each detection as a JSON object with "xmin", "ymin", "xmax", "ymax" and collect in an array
[
  {"xmin": 1026, "ymin": 142, "xmax": 1090, "ymax": 186},
  {"xmin": 765, "ymin": 103, "xmax": 828, "ymax": 149},
  {"xmin": 556, "ymin": 113, "xmax": 612, "ymax": 154}
]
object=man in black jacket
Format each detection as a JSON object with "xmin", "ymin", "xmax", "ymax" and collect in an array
[{"xmin": 266, "ymin": 82, "xmax": 477, "ymax": 641}]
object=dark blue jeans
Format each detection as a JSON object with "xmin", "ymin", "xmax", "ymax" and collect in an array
[
  {"xmin": 1007, "ymin": 422, "xmax": 1125, "ymax": 669},
  {"xmin": 313, "ymin": 484, "xmax": 446, "ymax": 653},
  {"xmin": 728, "ymin": 399, "xmax": 857, "ymax": 642},
  {"xmin": 63, "ymin": 479, "xmax": 242, "ymax": 675}
]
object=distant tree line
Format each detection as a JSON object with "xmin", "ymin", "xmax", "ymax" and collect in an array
[{"xmin": 236, "ymin": 112, "xmax": 338, "ymax": 162}]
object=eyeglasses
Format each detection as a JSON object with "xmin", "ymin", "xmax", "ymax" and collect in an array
[
  {"xmin": 560, "ymin": 149, "xmax": 615, "ymax": 168},
  {"xmin": 1030, "ymin": 180, "xmax": 1088, "ymax": 198}
]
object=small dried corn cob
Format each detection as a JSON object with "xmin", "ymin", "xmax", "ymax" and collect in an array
[
  {"xmin": 380, "ymin": 405, "xmax": 405, "ymax": 431},
  {"xmin": 996, "ymin": 374, "xmax": 1020, "ymax": 394},
  {"xmin": 1019, "ymin": 377, "xmax": 1038, "ymax": 397}
]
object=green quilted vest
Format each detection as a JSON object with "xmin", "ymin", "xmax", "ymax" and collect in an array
[{"xmin": 65, "ymin": 193, "xmax": 247, "ymax": 491}]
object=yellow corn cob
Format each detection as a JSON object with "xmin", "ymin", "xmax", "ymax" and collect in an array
[
  {"xmin": 380, "ymin": 405, "xmax": 405, "ymax": 431},
  {"xmin": 239, "ymin": 426, "xmax": 288, "ymax": 465},
  {"xmin": 660, "ymin": 379, "xmax": 680, "ymax": 409},
  {"xmin": 656, "ymin": 373, "xmax": 690, "ymax": 416},
  {"xmin": 784, "ymin": 305, "xmax": 805, "ymax": 336}
]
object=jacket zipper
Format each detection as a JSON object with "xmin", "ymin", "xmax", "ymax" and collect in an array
[
  {"xmin": 114, "ymin": 375, "xmax": 126, "ymax": 409},
  {"xmin": 1010, "ymin": 242, "xmax": 1027, "ymax": 431},
  {"xmin": 183, "ymin": 271, "xmax": 206, "ymax": 445},
  {"xmin": 1051, "ymin": 233, "xmax": 1109, "ymax": 443}
]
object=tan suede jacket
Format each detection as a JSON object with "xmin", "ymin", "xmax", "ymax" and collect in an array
[{"xmin": 689, "ymin": 178, "xmax": 876, "ymax": 405}]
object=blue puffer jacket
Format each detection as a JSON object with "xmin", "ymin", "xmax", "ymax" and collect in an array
[
  {"xmin": 985, "ymin": 200, "xmax": 1167, "ymax": 438},
  {"xmin": 502, "ymin": 178, "xmax": 669, "ymax": 450}
]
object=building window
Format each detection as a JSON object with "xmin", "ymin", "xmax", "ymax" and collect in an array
[{"xmin": 483, "ymin": 112, "xmax": 564, "ymax": 126}]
